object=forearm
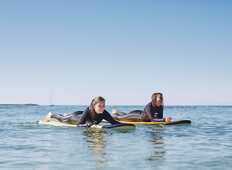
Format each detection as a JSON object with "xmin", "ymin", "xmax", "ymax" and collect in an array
[
  {"xmin": 105, "ymin": 112, "xmax": 122, "ymax": 124},
  {"xmin": 152, "ymin": 118, "xmax": 165, "ymax": 122}
]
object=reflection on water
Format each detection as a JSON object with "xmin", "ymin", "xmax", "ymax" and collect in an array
[
  {"xmin": 1, "ymin": 105, "xmax": 232, "ymax": 170},
  {"xmin": 83, "ymin": 129, "xmax": 106, "ymax": 168},
  {"xmin": 81, "ymin": 127, "xmax": 136, "ymax": 169},
  {"xmin": 147, "ymin": 126, "xmax": 166, "ymax": 161}
]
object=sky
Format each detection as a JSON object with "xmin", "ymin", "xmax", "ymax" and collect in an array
[{"xmin": 0, "ymin": 0, "xmax": 231, "ymax": 105}]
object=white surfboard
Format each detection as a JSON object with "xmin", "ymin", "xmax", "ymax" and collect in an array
[{"xmin": 38, "ymin": 119, "xmax": 78, "ymax": 127}]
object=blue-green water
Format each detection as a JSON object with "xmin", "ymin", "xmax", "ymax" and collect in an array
[{"xmin": 0, "ymin": 105, "xmax": 231, "ymax": 170}]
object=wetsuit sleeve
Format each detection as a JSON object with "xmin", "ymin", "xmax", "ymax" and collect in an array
[
  {"xmin": 157, "ymin": 106, "xmax": 163, "ymax": 119},
  {"xmin": 144, "ymin": 103, "xmax": 153, "ymax": 120},
  {"xmin": 79, "ymin": 108, "xmax": 90, "ymax": 124},
  {"xmin": 103, "ymin": 111, "xmax": 121, "ymax": 124}
]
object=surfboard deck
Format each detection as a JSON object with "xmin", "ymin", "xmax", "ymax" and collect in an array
[
  {"xmin": 38, "ymin": 118, "xmax": 135, "ymax": 129},
  {"xmin": 119, "ymin": 120, "xmax": 191, "ymax": 125},
  {"xmin": 38, "ymin": 119, "xmax": 78, "ymax": 127},
  {"xmin": 103, "ymin": 123, "xmax": 135, "ymax": 129}
]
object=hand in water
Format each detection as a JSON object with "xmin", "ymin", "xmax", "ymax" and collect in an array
[{"xmin": 152, "ymin": 119, "xmax": 164, "ymax": 122}]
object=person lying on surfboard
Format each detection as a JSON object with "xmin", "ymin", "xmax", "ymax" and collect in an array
[
  {"xmin": 44, "ymin": 96, "xmax": 130, "ymax": 127},
  {"xmin": 143, "ymin": 92, "xmax": 172, "ymax": 122},
  {"xmin": 112, "ymin": 92, "xmax": 172, "ymax": 123}
]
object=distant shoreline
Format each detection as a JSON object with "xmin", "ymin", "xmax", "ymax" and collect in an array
[{"xmin": 0, "ymin": 104, "xmax": 231, "ymax": 107}]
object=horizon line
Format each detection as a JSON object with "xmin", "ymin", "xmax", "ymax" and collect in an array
[{"xmin": 0, "ymin": 103, "xmax": 232, "ymax": 107}]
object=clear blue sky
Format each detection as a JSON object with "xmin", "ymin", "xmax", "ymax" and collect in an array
[{"xmin": 0, "ymin": 0, "xmax": 231, "ymax": 105}]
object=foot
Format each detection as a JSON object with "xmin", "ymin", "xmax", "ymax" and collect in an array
[
  {"xmin": 43, "ymin": 112, "xmax": 53, "ymax": 122},
  {"xmin": 47, "ymin": 112, "xmax": 53, "ymax": 118}
]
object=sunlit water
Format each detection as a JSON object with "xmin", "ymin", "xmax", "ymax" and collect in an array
[{"xmin": 0, "ymin": 105, "xmax": 231, "ymax": 170}]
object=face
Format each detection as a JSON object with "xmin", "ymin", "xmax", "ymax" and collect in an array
[
  {"xmin": 152, "ymin": 95, "xmax": 162, "ymax": 107},
  {"xmin": 94, "ymin": 101, "xmax": 105, "ymax": 114}
]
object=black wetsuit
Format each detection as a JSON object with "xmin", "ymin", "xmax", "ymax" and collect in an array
[
  {"xmin": 79, "ymin": 107, "xmax": 121, "ymax": 126},
  {"xmin": 113, "ymin": 103, "xmax": 163, "ymax": 121},
  {"xmin": 143, "ymin": 102, "xmax": 163, "ymax": 119},
  {"xmin": 51, "ymin": 107, "xmax": 121, "ymax": 126}
]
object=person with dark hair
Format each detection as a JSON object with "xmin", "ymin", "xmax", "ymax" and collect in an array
[
  {"xmin": 142, "ymin": 92, "xmax": 171, "ymax": 122},
  {"xmin": 112, "ymin": 92, "xmax": 172, "ymax": 122}
]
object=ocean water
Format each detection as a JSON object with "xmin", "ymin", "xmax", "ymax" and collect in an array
[{"xmin": 0, "ymin": 105, "xmax": 231, "ymax": 170}]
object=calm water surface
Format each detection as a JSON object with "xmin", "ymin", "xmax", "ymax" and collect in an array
[{"xmin": 0, "ymin": 105, "xmax": 231, "ymax": 170}]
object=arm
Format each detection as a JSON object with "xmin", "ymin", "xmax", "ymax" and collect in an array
[
  {"xmin": 152, "ymin": 118, "xmax": 165, "ymax": 122},
  {"xmin": 154, "ymin": 107, "xmax": 172, "ymax": 122},
  {"xmin": 103, "ymin": 111, "xmax": 122, "ymax": 125},
  {"xmin": 157, "ymin": 106, "xmax": 163, "ymax": 119}
]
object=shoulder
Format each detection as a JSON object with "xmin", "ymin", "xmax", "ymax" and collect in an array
[
  {"xmin": 83, "ymin": 107, "xmax": 91, "ymax": 114},
  {"xmin": 145, "ymin": 102, "xmax": 152, "ymax": 108}
]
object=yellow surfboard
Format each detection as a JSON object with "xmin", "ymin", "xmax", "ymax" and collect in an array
[{"xmin": 119, "ymin": 120, "xmax": 191, "ymax": 125}]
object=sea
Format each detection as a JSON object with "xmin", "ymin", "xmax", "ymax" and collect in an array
[{"xmin": 0, "ymin": 105, "xmax": 231, "ymax": 170}]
